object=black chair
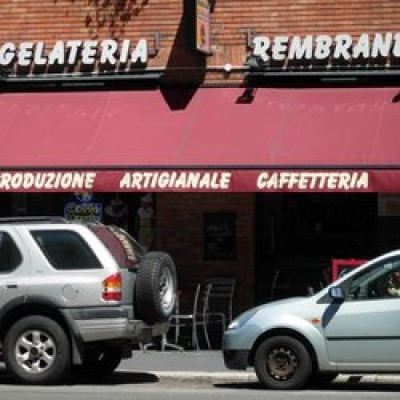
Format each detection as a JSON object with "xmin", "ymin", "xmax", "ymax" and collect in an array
[{"xmin": 202, "ymin": 278, "xmax": 236, "ymax": 347}]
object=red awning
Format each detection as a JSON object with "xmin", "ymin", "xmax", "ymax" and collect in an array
[{"xmin": 0, "ymin": 87, "xmax": 400, "ymax": 192}]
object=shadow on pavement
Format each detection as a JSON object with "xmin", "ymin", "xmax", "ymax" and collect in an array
[
  {"xmin": 0, "ymin": 366, "xmax": 159, "ymax": 386},
  {"xmin": 66, "ymin": 371, "xmax": 159, "ymax": 386},
  {"xmin": 215, "ymin": 380, "xmax": 400, "ymax": 392}
]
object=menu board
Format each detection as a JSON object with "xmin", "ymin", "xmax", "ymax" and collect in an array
[{"xmin": 204, "ymin": 212, "xmax": 236, "ymax": 260}]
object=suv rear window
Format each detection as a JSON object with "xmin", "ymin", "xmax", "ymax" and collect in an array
[
  {"xmin": 32, "ymin": 230, "xmax": 102, "ymax": 270},
  {"xmin": 88, "ymin": 224, "xmax": 144, "ymax": 269}
]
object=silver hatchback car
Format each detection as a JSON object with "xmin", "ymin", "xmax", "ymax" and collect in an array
[{"xmin": 223, "ymin": 250, "xmax": 400, "ymax": 390}]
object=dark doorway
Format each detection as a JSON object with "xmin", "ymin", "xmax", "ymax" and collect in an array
[{"xmin": 255, "ymin": 193, "xmax": 378, "ymax": 304}]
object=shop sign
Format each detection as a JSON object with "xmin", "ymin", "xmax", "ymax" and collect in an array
[
  {"xmin": 195, "ymin": 0, "xmax": 212, "ymax": 54},
  {"xmin": 252, "ymin": 32, "xmax": 400, "ymax": 64},
  {"xmin": 0, "ymin": 169, "xmax": 380, "ymax": 192},
  {"xmin": 0, "ymin": 38, "xmax": 148, "ymax": 67},
  {"xmin": 255, "ymin": 171, "xmax": 368, "ymax": 191},
  {"xmin": 64, "ymin": 192, "xmax": 103, "ymax": 222}
]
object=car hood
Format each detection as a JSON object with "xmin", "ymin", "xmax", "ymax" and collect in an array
[
  {"xmin": 254, "ymin": 296, "xmax": 309, "ymax": 312},
  {"xmin": 263, "ymin": 296, "xmax": 306, "ymax": 307},
  {"xmin": 234, "ymin": 296, "xmax": 316, "ymax": 327},
  {"xmin": 255, "ymin": 296, "xmax": 315, "ymax": 317}
]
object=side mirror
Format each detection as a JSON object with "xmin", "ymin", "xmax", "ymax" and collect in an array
[{"xmin": 329, "ymin": 286, "xmax": 345, "ymax": 300}]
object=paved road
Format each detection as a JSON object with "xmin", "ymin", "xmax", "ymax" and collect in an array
[
  {"xmin": 1, "ymin": 351, "xmax": 400, "ymax": 400},
  {"xmin": 0, "ymin": 371, "xmax": 400, "ymax": 400}
]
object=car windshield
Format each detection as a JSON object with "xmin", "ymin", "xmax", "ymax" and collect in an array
[{"xmin": 88, "ymin": 223, "xmax": 144, "ymax": 269}]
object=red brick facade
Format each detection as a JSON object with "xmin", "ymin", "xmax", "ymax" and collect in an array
[
  {"xmin": 155, "ymin": 193, "xmax": 255, "ymax": 315},
  {"xmin": 1, "ymin": 1, "xmax": 400, "ymax": 84}
]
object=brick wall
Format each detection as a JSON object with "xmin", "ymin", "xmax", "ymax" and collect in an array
[
  {"xmin": 2, "ymin": 1, "xmax": 400, "ymax": 84},
  {"xmin": 155, "ymin": 192, "xmax": 255, "ymax": 315}
]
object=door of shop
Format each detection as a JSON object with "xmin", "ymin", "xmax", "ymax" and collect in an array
[{"xmin": 255, "ymin": 193, "xmax": 378, "ymax": 304}]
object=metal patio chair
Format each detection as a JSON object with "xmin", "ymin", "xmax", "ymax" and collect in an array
[
  {"xmin": 169, "ymin": 282, "xmax": 213, "ymax": 350},
  {"xmin": 201, "ymin": 277, "xmax": 236, "ymax": 347}
]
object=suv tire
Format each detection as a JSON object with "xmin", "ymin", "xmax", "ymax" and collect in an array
[
  {"xmin": 3, "ymin": 315, "xmax": 70, "ymax": 385},
  {"xmin": 254, "ymin": 336, "xmax": 312, "ymax": 390},
  {"xmin": 135, "ymin": 251, "xmax": 177, "ymax": 324}
]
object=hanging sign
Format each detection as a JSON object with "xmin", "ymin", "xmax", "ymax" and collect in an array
[
  {"xmin": 195, "ymin": 0, "xmax": 212, "ymax": 54},
  {"xmin": 64, "ymin": 192, "xmax": 103, "ymax": 222}
]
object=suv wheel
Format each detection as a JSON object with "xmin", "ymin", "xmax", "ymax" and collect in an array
[
  {"xmin": 254, "ymin": 336, "xmax": 312, "ymax": 390},
  {"xmin": 135, "ymin": 251, "xmax": 177, "ymax": 324},
  {"xmin": 3, "ymin": 316, "xmax": 70, "ymax": 385},
  {"xmin": 73, "ymin": 344, "xmax": 123, "ymax": 377}
]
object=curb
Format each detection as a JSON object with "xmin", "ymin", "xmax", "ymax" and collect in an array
[
  {"xmin": 153, "ymin": 371, "xmax": 257, "ymax": 381},
  {"xmin": 120, "ymin": 370, "xmax": 257, "ymax": 382},
  {"xmin": 122, "ymin": 370, "xmax": 400, "ymax": 385},
  {"xmin": 336, "ymin": 374, "xmax": 400, "ymax": 384}
]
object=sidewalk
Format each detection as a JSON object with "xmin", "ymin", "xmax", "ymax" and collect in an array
[{"xmin": 119, "ymin": 349, "xmax": 400, "ymax": 385}]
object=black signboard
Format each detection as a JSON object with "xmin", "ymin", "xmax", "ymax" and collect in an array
[{"xmin": 204, "ymin": 211, "xmax": 236, "ymax": 260}]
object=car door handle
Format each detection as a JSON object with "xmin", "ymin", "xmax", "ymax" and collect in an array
[{"xmin": 5, "ymin": 283, "xmax": 18, "ymax": 289}]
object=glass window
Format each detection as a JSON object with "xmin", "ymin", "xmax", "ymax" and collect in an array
[
  {"xmin": 0, "ymin": 232, "xmax": 22, "ymax": 273},
  {"xmin": 31, "ymin": 230, "xmax": 102, "ymax": 270},
  {"xmin": 87, "ymin": 224, "xmax": 144, "ymax": 269},
  {"xmin": 348, "ymin": 256, "xmax": 400, "ymax": 300}
]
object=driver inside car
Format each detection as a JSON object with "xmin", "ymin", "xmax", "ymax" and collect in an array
[{"xmin": 387, "ymin": 270, "xmax": 400, "ymax": 297}]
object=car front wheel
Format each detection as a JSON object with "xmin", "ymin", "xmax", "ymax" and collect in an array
[{"xmin": 254, "ymin": 336, "xmax": 312, "ymax": 390}]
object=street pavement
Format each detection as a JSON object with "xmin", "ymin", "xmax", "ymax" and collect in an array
[
  {"xmin": 119, "ymin": 349, "xmax": 257, "ymax": 382},
  {"xmin": 2, "ymin": 348, "xmax": 400, "ymax": 386},
  {"xmin": 119, "ymin": 349, "xmax": 400, "ymax": 385}
]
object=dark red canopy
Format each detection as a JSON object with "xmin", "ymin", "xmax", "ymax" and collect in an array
[{"xmin": 0, "ymin": 87, "xmax": 399, "ymax": 192}]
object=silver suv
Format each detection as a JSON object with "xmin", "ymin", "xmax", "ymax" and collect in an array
[
  {"xmin": 223, "ymin": 250, "xmax": 400, "ymax": 390},
  {"xmin": 0, "ymin": 217, "xmax": 177, "ymax": 384}
]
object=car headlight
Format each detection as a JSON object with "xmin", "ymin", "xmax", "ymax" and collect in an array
[{"xmin": 228, "ymin": 308, "xmax": 258, "ymax": 330}]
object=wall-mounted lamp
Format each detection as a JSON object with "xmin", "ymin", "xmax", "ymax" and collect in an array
[
  {"xmin": 244, "ymin": 54, "xmax": 265, "ymax": 70},
  {"xmin": 148, "ymin": 32, "xmax": 161, "ymax": 57}
]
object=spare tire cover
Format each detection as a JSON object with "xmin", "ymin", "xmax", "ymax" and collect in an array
[{"xmin": 135, "ymin": 251, "xmax": 177, "ymax": 324}]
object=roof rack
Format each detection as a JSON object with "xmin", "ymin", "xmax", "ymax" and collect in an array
[{"xmin": 0, "ymin": 217, "xmax": 69, "ymax": 224}]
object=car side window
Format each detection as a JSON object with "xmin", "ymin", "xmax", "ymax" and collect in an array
[
  {"xmin": 349, "ymin": 256, "xmax": 400, "ymax": 301},
  {"xmin": 0, "ymin": 232, "xmax": 22, "ymax": 273},
  {"xmin": 31, "ymin": 230, "xmax": 102, "ymax": 270}
]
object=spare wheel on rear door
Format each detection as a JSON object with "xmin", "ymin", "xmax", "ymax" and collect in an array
[{"xmin": 135, "ymin": 251, "xmax": 177, "ymax": 324}]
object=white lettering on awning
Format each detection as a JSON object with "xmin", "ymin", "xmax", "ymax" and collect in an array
[
  {"xmin": 257, "ymin": 172, "xmax": 369, "ymax": 191},
  {"xmin": 119, "ymin": 171, "xmax": 232, "ymax": 190},
  {"xmin": 0, "ymin": 172, "xmax": 96, "ymax": 190}
]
